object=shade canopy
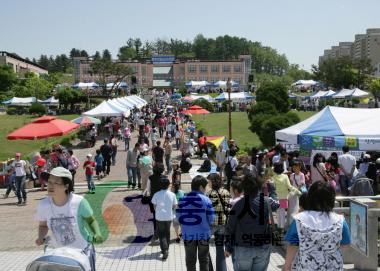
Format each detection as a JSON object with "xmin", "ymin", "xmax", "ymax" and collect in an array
[
  {"xmin": 307, "ymin": 90, "xmax": 336, "ymax": 99},
  {"xmin": 185, "ymin": 81, "xmax": 210, "ymax": 88},
  {"xmin": 181, "ymin": 105, "xmax": 210, "ymax": 115},
  {"xmin": 72, "ymin": 82, "xmax": 99, "ymax": 89},
  {"xmin": 71, "ymin": 116, "xmax": 101, "ymax": 126},
  {"xmin": 82, "ymin": 96, "xmax": 146, "ymax": 117},
  {"xmin": 41, "ymin": 96, "xmax": 59, "ymax": 105},
  {"xmin": 106, "ymin": 81, "xmax": 128, "ymax": 89},
  {"xmin": 276, "ymin": 106, "xmax": 380, "ymax": 150},
  {"xmin": 82, "ymin": 100, "xmax": 128, "ymax": 117},
  {"xmin": 212, "ymin": 80, "xmax": 239, "ymax": 88},
  {"xmin": 2, "ymin": 97, "xmax": 42, "ymax": 106},
  {"xmin": 214, "ymin": 92, "xmax": 255, "ymax": 102},
  {"xmin": 291, "ymin": 80, "xmax": 317, "ymax": 86},
  {"xmin": 7, "ymin": 116, "xmax": 79, "ymax": 140}
]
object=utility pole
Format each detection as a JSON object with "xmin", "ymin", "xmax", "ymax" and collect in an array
[{"xmin": 227, "ymin": 77, "xmax": 232, "ymax": 140}]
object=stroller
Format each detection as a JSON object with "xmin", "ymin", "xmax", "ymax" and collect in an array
[{"xmin": 26, "ymin": 237, "xmax": 93, "ymax": 271}]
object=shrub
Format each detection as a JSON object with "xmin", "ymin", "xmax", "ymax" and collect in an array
[
  {"xmin": 60, "ymin": 136, "xmax": 71, "ymax": 146},
  {"xmin": 192, "ymin": 99, "xmax": 214, "ymax": 112},
  {"xmin": 6, "ymin": 107, "xmax": 18, "ymax": 115},
  {"xmin": 248, "ymin": 101, "xmax": 277, "ymax": 122},
  {"xmin": 29, "ymin": 103, "xmax": 46, "ymax": 115}
]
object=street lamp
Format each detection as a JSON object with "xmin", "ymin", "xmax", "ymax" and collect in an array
[{"xmin": 227, "ymin": 77, "xmax": 232, "ymax": 140}]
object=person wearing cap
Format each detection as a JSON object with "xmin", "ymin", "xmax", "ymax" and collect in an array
[
  {"xmin": 83, "ymin": 154, "xmax": 96, "ymax": 194},
  {"xmin": 11, "ymin": 153, "xmax": 28, "ymax": 205},
  {"xmin": 36, "ymin": 167, "xmax": 103, "ymax": 270}
]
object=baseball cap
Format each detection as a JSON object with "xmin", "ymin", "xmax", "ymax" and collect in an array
[
  {"xmin": 87, "ymin": 153, "xmax": 93, "ymax": 158},
  {"xmin": 15, "ymin": 152, "xmax": 21, "ymax": 157},
  {"xmin": 41, "ymin": 167, "xmax": 72, "ymax": 181}
]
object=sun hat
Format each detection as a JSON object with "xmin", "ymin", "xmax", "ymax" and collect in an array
[{"xmin": 41, "ymin": 167, "xmax": 72, "ymax": 181}]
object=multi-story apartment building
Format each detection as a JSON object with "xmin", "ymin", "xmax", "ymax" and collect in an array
[
  {"xmin": 0, "ymin": 51, "xmax": 48, "ymax": 76},
  {"xmin": 73, "ymin": 55, "xmax": 252, "ymax": 90},
  {"xmin": 319, "ymin": 28, "xmax": 380, "ymax": 77}
]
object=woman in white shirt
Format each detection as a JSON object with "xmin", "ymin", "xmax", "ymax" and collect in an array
[{"xmin": 35, "ymin": 167, "xmax": 103, "ymax": 270}]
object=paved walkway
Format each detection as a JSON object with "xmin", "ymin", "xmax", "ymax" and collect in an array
[{"xmin": 0, "ymin": 130, "xmax": 359, "ymax": 270}]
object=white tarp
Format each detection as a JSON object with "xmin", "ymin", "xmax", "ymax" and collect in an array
[
  {"xmin": 2, "ymin": 97, "xmax": 41, "ymax": 106},
  {"xmin": 276, "ymin": 106, "xmax": 380, "ymax": 150},
  {"xmin": 185, "ymin": 81, "xmax": 210, "ymax": 88},
  {"xmin": 106, "ymin": 82, "xmax": 128, "ymax": 90}
]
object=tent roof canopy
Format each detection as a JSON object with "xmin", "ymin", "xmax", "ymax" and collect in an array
[{"xmin": 276, "ymin": 106, "xmax": 380, "ymax": 145}]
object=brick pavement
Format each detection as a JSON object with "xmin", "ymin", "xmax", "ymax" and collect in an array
[{"xmin": 0, "ymin": 130, "xmax": 360, "ymax": 270}]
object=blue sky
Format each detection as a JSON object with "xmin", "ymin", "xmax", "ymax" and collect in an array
[{"xmin": 1, "ymin": 0, "xmax": 379, "ymax": 70}]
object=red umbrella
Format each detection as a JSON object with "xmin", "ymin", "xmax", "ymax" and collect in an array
[
  {"xmin": 181, "ymin": 105, "xmax": 210, "ymax": 115},
  {"xmin": 7, "ymin": 116, "xmax": 80, "ymax": 140}
]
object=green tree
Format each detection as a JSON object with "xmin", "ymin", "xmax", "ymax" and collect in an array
[
  {"xmin": 56, "ymin": 88, "xmax": 73, "ymax": 110},
  {"xmin": 23, "ymin": 73, "xmax": 53, "ymax": 99},
  {"xmin": 0, "ymin": 65, "xmax": 17, "ymax": 92},
  {"xmin": 118, "ymin": 46, "xmax": 137, "ymax": 61},
  {"xmin": 102, "ymin": 50, "xmax": 112, "ymax": 61},
  {"xmin": 286, "ymin": 64, "xmax": 312, "ymax": 81},
  {"xmin": 256, "ymin": 80, "xmax": 289, "ymax": 113},
  {"xmin": 90, "ymin": 58, "xmax": 134, "ymax": 97},
  {"xmin": 368, "ymin": 77, "xmax": 380, "ymax": 108},
  {"xmin": 312, "ymin": 56, "xmax": 363, "ymax": 88}
]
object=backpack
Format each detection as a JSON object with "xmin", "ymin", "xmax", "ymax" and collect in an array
[
  {"xmin": 349, "ymin": 177, "xmax": 374, "ymax": 196},
  {"xmin": 58, "ymin": 156, "xmax": 69, "ymax": 169}
]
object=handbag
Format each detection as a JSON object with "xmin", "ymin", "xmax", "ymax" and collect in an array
[
  {"xmin": 266, "ymin": 198, "xmax": 282, "ymax": 245},
  {"xmin": 141, "ymin": 194, "xmax": 151, "ymax": 205}
]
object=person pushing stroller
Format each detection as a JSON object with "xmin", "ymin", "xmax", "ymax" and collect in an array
[{"xmin": 34, "ymin": 167, "xmax": 103, "ymax": 270}]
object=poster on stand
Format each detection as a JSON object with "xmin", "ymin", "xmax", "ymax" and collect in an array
[{"xmin": 350, "ymin": 200, "xmax": 368, "ymax": 256}]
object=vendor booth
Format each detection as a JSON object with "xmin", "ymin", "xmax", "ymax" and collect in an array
[{"xmin": 276, "ymin": 106, "xmax": 380, "ymax": 156}]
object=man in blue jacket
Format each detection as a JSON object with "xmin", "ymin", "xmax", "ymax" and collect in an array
[{"xmin": 177, "ymin": 175, "xmax": 215, "ymax": 271}]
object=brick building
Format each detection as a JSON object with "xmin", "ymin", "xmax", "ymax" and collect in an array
[
  {"xmin": 0, "ymin": 51, "xmax": 48, "ymax": 76},
  {"xmin": 73, "ymin": 55, "xmax": 252, "ymax": 90}
]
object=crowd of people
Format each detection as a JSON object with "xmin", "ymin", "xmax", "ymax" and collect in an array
[{"xmin": 3, "ymin": 89, "xmax": 380, "ymax": 271}]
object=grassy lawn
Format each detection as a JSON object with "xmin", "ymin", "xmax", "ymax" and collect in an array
[
  {"xmin": 0, "ymin": 114, "xmax": 79, "ymax": 161},
  {"xmin": 192, "ymin": 110, "xmax": 316, "ymax": 151}
]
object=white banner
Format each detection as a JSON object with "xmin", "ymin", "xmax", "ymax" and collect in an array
[{"xmin": 358, "ymin": 138, "xmax": 380, "ymax": 151}]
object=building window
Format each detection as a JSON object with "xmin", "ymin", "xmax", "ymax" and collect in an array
[
  {"xmin": 234, "ymin": 65, "xmax": 241, "ymax": 73},
  {"xmin": 200, "ymin": 65, "xmax": 208, "ymax": 73},
  {"xmin": 211, "ymin": 65, "xmax": 219, "ymax": 73},
  {"xmin": 188, "ymin": 65, "xmax": 196, "ymax": 73},
  {"xmin": 223, "ymin": 65, "xmax": 231, "ymax": 73}
]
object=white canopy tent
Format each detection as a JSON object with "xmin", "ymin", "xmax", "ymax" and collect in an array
[
  {"xmin": 350, "ymin": 88, "xmax": 370, "ymax": 98},
  {"xmin": 185, "ymin": 81, "xmax": 210, "ymax": 88},
  {"xmin": 291, "ymin": 80, "xmax": 317, "ymax": 87},
  {"xmin": 187, "ymin": 95, "xmax": 214, "ymax": 102},
  {"xmin": 73, "ymin": 82, "xmax": 100, "ymax": 89},
  {"xmin": 41, "ymin": 96, "xmax": 59, "ymax": 105},
  {"xmin": 82, "ymin": 100, "xmax": 129, "ymax": 117},
  {"xmin": 308, "ymin": 90, "xmax": 336, "ymax": 99},
  {"xmin": 2, "ymin": 97, "xmax": 42, "ymax": 106},
  {"xmin": 106, "ymin": 82, "xmax": 128, "ymax": 90},
  {"xmin": 214, "ymin": 92, "xmax": 255, "ymax": 102},
  {"xmin": 276, "ymin": 106, "xmax": 380, "ymax": 150},
  {"xmin": 333, "ymin": 89, "xmax": 353, "ymax": 99}
]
